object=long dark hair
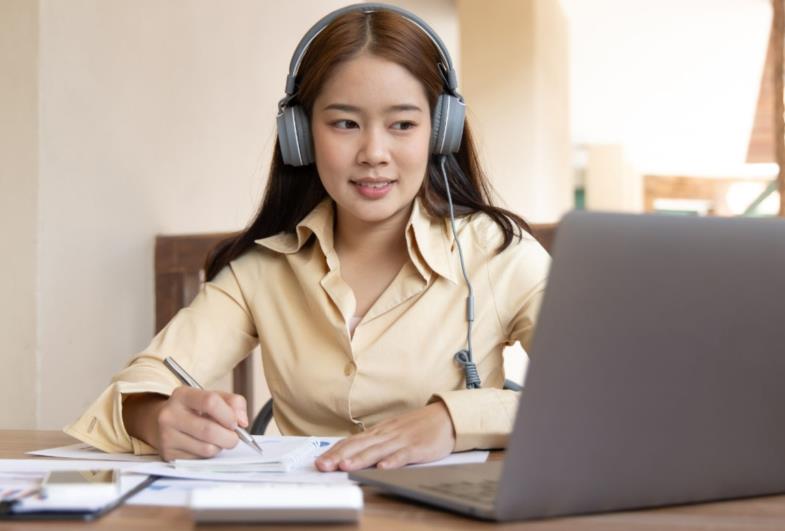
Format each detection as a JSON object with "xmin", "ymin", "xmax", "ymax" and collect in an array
[{"xmin": 206, "ymin": 9, "xmax": 530, "ymax": 281}]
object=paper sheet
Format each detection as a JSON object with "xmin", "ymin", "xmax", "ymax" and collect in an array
[
  {"xmin": 28, "ymin": 437, "xmax": 328, "ymax": 463},
  {"xmin": 130, "ymin": 462, "xmax": 352, "ymax": 484},
  {"xmin": 126, "ymin": 478, "xmax": 212, "ymax": 507},
  {"xmin": 29, "ymin": 437, "xmax": 488, "ymax": 467},
  {"xmin": 411, "ymin": 450, "xmax": 490, "ymax": 467},
  {"xmin": 29, "ymin": 442, "xmax": 159, "ymax": 462},
  {"xmin": 173, "ymin": 436, "xmax": 321, "ymax": 472},
  {"xmin": 127, "ymin": 478, "xmax": 362, "ymax": 507},
  {"xmin": 0, "ymin": 459, "xmax": 146, "ymax": 473},
  {"xmin": 24, "ymin": 436, "xmax": 488, "ymax": 487},
  {"xmin": 130, "ymin": 447, "xmax": 489, "ymax": 484},
  {"xmin": 126, "ymin": 450, "xmax": 490, "ymax": 507}
]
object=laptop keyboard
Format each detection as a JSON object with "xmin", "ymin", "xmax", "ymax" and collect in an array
[{"xmin": 419, "ymin": 479, "xmax": 498, "ymax": 505}]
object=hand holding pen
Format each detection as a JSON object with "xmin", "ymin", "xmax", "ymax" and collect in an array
[{"xmin": 146, "ymin": 356, "xmax": 264, "ymax": 460}]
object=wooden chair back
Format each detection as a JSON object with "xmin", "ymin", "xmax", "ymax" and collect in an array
[{"xmin": 154, "ymin": 232, "xmax": 256, "ymax": 418}]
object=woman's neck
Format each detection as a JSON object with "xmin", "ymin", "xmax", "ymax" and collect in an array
[{"xmin": 333, "ymin": 203, "xmax": 411, "ymax": 261}]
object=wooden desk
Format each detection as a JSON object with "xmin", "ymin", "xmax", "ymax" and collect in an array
[{"xmin": 4, "ymin": 431, "xmax": 785, "ymax": 530}]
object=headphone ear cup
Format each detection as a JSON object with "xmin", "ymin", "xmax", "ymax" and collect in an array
[
  {"xmin": 430, "ymin": 94, "xmax": 465, "ymax": 155},
  {"xmin": 276, "ymin": 105, "xmax": 314, "ymax": 166}
]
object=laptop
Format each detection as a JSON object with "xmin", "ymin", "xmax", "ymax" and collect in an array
[{"xmin": 349, "ymin": 211, "xmax": 785, "ymax": 521}]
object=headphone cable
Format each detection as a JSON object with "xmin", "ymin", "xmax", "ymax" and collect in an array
[{"xmin": 439, "ymin": 155, "xmax": 481, "ymax": 389}]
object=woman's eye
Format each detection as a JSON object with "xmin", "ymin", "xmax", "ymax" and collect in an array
[
  {"xmin": 392, "ymin": 121, "xmax": 416, "ymax": 131},
  {"xmin": 332, "ymin": 119, "xmax": 359, "ymax": 129}
]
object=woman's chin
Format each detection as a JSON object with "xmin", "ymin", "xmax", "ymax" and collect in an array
[{"xmin": 337, "ymin": 198, "xmax": 413, "ymax": 227}]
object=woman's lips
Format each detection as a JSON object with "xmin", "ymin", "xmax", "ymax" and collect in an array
[{"xmin": 350, "ymin": 179, "xmax": 395, "ymax": 199}]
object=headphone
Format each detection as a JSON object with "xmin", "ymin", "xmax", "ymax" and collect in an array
[
  {"xmin": 276, "ymin": 2, "xmax": 466, "ymax": 166},
  {"xmin": 276, "ymin": 3, "xmax": 481, "ymax": 390}
]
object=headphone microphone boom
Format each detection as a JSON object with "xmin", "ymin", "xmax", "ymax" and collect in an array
[{"xmin": 276, "ymin": 3, "xmax": 481, "ymax": 390}]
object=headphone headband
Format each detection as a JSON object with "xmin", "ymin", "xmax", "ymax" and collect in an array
[{"xmin": 283, "ymin": 2, "xmax": 459, "ymax": 97}]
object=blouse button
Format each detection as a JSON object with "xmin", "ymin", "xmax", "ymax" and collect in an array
[{"xmin": 344, "ymin": 362, "xmax": 355, "ymax": 377}]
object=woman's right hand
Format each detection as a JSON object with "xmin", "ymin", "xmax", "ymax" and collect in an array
[{"xmin": 123, "ymin": 388, "xmax": 249, "ymax": 461}]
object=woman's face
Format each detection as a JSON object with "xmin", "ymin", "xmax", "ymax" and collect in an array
[{"xmin": 311, "ymin": 53, "xmax": 431, "ymax": 228}]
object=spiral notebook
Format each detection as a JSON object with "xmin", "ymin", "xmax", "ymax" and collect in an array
[{"xmin": 173, "ymin": 437, "xmax": 320, "ymax": 473}]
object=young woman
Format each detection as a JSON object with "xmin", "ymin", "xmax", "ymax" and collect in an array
[{"xmin": 65, "ymin": 3, "xmax": 550, "ymax": 471}]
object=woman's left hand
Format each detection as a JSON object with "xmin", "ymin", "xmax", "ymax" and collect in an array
[{"xmin": 315, "ymin": 401, "xmax": 456, "ymax": 471}]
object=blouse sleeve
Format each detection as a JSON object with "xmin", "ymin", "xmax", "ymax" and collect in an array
[{"xmin": 63, "ymin": 261, "xmax": 259, "ymax": 454}]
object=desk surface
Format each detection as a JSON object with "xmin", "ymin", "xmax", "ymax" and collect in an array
[{"xmin": 4, "ymin": 430, "xmax": 785, "ymax": 530}]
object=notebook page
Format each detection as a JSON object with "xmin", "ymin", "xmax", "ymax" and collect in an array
[{"xmin": 173, "ymin": 437, "xmax": 319, "ymax": 473}]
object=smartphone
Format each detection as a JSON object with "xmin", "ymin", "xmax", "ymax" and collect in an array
[{"xmin": 42, "ymin": 470, "xmax": 120, "ymax": 502}]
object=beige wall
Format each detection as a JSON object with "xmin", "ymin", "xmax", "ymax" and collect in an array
[
  {"xmin": 0, "ymin": 0, "xmax": 39, "ymax": 429},
  {"xmin": 457, "ymin": 0, "xmax": 572, "ymax": 223},
  {"xmin": 389, "ymin": 0, "xmax": 459, "ymax": 66},
  {"xmin": 585, "ymin": 145, "xmax": 642, "ymax": 212}
]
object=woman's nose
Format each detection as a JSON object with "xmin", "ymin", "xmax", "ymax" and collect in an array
[{"xmin": 357, "ymin": 126, "xmax": 390, "ymax": 166}]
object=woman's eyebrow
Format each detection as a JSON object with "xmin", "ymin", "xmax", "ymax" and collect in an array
[
  {"xmin": 322, "ymin": 103, "xmax": 424, "ymax": 113},
  {"xmin": 385, "ymin": 103, "xmax": 423, "ymax": 113}
]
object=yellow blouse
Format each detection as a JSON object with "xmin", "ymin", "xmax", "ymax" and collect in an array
[{"xmin": 64, "ymin": 198, "xmax": 551, "ymax": 453}]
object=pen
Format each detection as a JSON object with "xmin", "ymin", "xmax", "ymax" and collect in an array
[{"xmin": 162, "ymin": 356, "xmax": 264, "ymax": 456}]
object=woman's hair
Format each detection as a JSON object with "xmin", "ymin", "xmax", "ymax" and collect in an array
[{"xmin": 205, "ymin": 9, "xmax": 531, "ymax": 281}]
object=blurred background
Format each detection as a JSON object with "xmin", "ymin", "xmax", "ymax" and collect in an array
[{"xmin": 1, "ymin": 0, "xmax": 781, "ymax": 430}]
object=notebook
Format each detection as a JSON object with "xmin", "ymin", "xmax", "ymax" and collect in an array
[{"xmin": 173, "ymin": 437, "xmax": 319, "ymax": 473}]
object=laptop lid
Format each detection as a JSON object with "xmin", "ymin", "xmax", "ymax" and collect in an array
[{"xmin": 496, "ymin": 211, "xmax": 785, "ymax": 520}]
